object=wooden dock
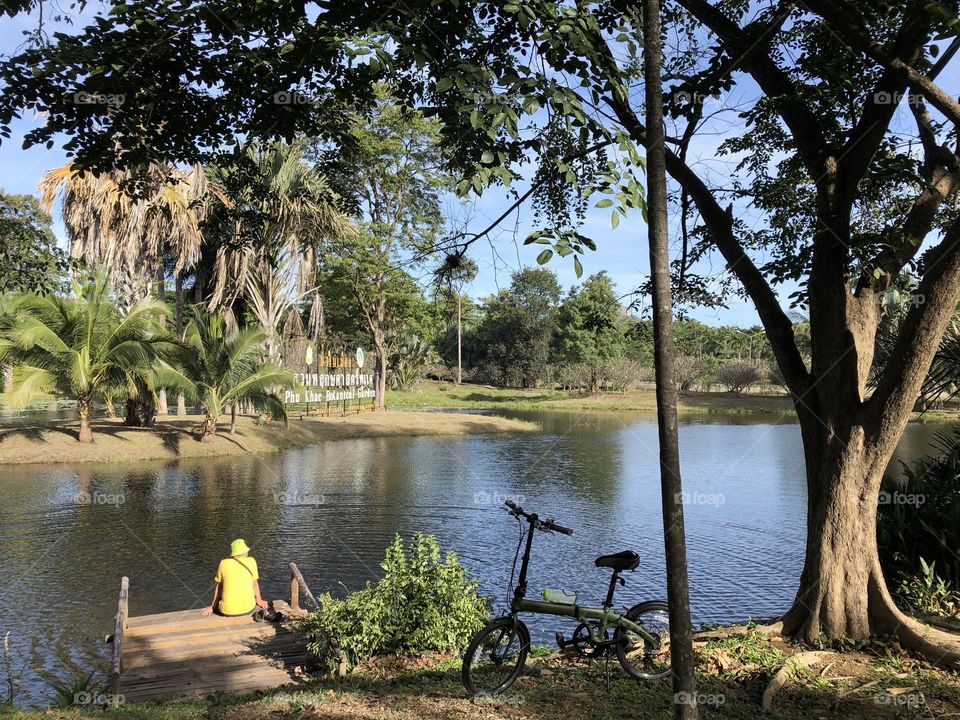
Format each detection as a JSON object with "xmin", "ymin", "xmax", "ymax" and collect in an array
[{"xmin": 108, "ymin": 564, "xmax": 318, "ymax": 703}]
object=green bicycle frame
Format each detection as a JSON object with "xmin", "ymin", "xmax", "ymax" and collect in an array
[{"xmin": 507, "ymin": 512, "xmax": 659, "ymax": 646}]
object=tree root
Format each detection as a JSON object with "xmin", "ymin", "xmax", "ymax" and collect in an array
[{"xmin": 762, "ymin": 650, "xmax": 835, "ymax": 713}]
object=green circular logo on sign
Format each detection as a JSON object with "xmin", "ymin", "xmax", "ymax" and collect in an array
[{"xmin": 355, "ymin": 347, "xmax": 365, "ymax": 367}]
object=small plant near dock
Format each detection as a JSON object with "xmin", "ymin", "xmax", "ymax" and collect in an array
[
  {"xmin": 298, "ymin": 533, "xmax": 488, "ymax": 672},
  {"xmin": 47, "ymin": 671, "xmax": 98, "ymax": 708}
]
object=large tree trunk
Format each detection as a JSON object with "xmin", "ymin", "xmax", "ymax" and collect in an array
[
  {"xmin": 783, "ymin": 423, "xmax": 888, "ymax": 641},
  {"xmin": 125, "ymin": 396, "xmax": 156, "ymax": 427},
  {"xmin": 230, "ymin": 403, "xmax": 237, "ymax": 434},
  {"xmin": 782, "ymin": 419, "xmax": 960, "ymax": 666},
  {"xmin": 77, "ymin": 396, "xmax": 93, "ymax": 443},
  {"xmin": 157, "ymin": 388, "xmax": 168, "ymax": 415}
]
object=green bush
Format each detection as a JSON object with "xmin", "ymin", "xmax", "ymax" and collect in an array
[
  {"xmin": 297, "ymin": 533, "xmax": 488, "ymax": 671},
  {"xmin": 896, "ymin": 558, "xmax": 960, "ymax": 618}
]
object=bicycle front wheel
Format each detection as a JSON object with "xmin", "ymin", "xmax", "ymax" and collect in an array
[
  {"xmin": 615, "ymin": 600, "xmax": 672, "ymax": 680},
  {"xmin": 461, "ymin": 616, "xmax": 530, "ymax": 698}
]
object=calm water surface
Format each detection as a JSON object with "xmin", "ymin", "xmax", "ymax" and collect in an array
[{"xmin": 0, "ymin": 409, "xmax": 949, "ymax": 705}]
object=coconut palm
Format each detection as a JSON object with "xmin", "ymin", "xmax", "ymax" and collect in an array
[
  {"xmin": 178, "ymin": 313, "xmax": 296, "ymax": 441},
  {"xmin": 0, "ymin": 273, "xmax": 177, "ymax": 442}
]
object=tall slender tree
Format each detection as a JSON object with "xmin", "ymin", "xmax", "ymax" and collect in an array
[{"xmin": 644, "ymin": 1, "xmax": 697, "ymax": 715}]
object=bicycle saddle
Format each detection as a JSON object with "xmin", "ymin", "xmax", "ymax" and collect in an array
[{"xmin": 595, "ymin": 550, "xmax": 640, "ymax": 571}]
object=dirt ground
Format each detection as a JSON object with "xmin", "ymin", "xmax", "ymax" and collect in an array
[{"xmin": 0, "ymin": 411, "xmax": 537, "ymax": 465}]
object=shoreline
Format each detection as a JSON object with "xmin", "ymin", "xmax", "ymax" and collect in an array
[{"xmin": 0, "ymin": 411, "xmax": 538, "ymax": 466}]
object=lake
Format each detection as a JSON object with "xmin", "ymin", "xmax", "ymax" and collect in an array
[{"xmin": 0, "ymin": 409, "xmax": 949, "ymax": 706}]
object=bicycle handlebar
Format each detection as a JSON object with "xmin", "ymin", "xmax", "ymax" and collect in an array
[{"xmin": 503, "ymin": 500, "xmax": 573, "ymax": 535}]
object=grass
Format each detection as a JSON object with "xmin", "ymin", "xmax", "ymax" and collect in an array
[
  {"xmin": 8, "ymin": 630, "xmax": 960, "ymax": 719},
  {"xmin": 0, "ymin": 411, "xmax": 537, "ymax": 466},
  {"xmin": 389, "ymin": 381, "xmax": 797, "ymax": 416}
]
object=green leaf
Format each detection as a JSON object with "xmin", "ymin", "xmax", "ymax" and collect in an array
[
  {"xmin": 435, "ymin": 77, "xmax": 453, "ymax": 92},
  {"xmin": 573, "ymin": 256, "xmax": 583, "ymax": 278},
  {"xmin": 480, "ymin": 151, "xmax": 494, "ymax": 164},
  {"xmin": 611, "ymin": 211, "xmax": 620, "ymax": 229},
  {"xmin": 536, "ymin": 249, "xmax": 553, "ymax": 265},
  {"xmin": 595, "ymin": 198, "xmax": 614, "ymax": 208}
]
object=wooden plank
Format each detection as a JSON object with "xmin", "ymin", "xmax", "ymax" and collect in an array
[
  {"xmin": 122, "ymin": 676, "xmax": 304, "ymax": 702},
  {"xmin": 126, "ymin": 623, "xmax": 284, "ymax": 647},
  {"xmin": 123, "ymin": 652, "xmax": 305, "ymax": 687},
  {"xmin": 124, "ymin": 640, "xmax": 306, "ymax": 668},
  {"xmin": 122, "ymin": 665, "xmax": 298, "ymax": 693},
  {"xmin": 124, "ymin": 635, "xmax": 303, "ymax": 661},
  {"xmin": 127, "ymin": 611, "xmax": 260, "ymax": 635}
]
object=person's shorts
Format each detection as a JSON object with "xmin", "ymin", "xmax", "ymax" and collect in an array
[{"xmin": 216, "ymin": 606, "xmax": 256, "ymax": 617}]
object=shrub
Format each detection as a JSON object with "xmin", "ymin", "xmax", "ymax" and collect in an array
[
  {"xmin": 716, "ymin": 361, "xmax": 762, "ymax": 393},
  {"xmin": 896, "ymin": 558, "xmax": 959, "ymax": 618},
  {"xmin": 601, "ymin": 358, "xmax": 645, "ymax": 392},
  {"xmin": 674, "ymin": 355, "xmax": 707, "ymax": 394},
  {"xmin": 878, "ymin": 427, "xmax": 960, "ymax": 590},
  {"xmin": 297, "ymin": 533, "xmax": 488, "ymax": 672}
]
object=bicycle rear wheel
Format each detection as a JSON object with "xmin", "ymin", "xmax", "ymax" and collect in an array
[
  {"xmin": 615, "ymin": 600, "xmax": 672, "ymax": 680},
  {"xmin": 461, "ymin": 616, "xmax": 530, "ymax": 698}
]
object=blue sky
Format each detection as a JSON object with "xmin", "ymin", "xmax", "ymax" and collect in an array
[{"xmin": 5, "ymin": 6, "xmax": 953, "ymax": 328}]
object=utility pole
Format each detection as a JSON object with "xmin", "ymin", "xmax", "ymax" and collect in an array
[{"xmin": 642, "ymin": 0, "xmax": 698, "ymax": 717}]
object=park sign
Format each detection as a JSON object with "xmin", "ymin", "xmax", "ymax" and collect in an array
[{"xmin": 282, "ymin": 342, "xmax": 376, "ymax": 410}]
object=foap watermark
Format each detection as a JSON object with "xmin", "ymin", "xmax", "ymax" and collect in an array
[
  {"xmin": 74, "ymin": 691, "xmax": 124, "ymax": 706},
  {"xmin": 273, "ymin": 90, "xmax": 321, "ymax": 106},
  {"xmin": 473, "ymin": 91, "xmax": 523, "ymax": 107},
  {"xmin": 273, "ymin": 490, "xmax": 325, "ymax": 507},
  {"xmin": 72, "ymin": 91, "xmax": 125, "ymax": 107},
  {"xmin": 873, "ymin": 690, "xmax": 924, "ymax": 708},
  {"xmin": 670, "ymin": 89, "xmax": 725, "ymax": 108},
  {"xmin": 877, "ymin": 490, "xmax": 925, "ymax": 507},
  {"xmin": 873, "ymin": 90, "xmax": 924, "ymax": 107},
  {"xmin": 473, "ymin": 490, "xmax": 525, "ymax": 506},
  {"xmin": 674, "ymin": 691, "xmax": 725, "ymax": 708},
  {"xmin": 74, "ymin": 490, "xmax": 125, "ymax": 506},
  {"xmin": 675, "ymin": 490, "xmax": 725, "ymax": 507}
]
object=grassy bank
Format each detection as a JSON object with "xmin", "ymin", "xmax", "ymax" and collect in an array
[
  {"xmin": 389, "ymin": 381, "xmax": 797, "ymax": 415},
  {"xmin": 10, "ymin": 628, "xmax": 960, "ymax": 719},
  {"xmin": 0, "ymin": 411, "xmax": 537, "ymax": 465}
]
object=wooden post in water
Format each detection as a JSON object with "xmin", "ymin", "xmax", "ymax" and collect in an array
[{"xmin": 110, "ymin": 576, "xmax": 129, "ymax": 704}]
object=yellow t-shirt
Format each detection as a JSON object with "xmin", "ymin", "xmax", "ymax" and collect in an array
[{"xmin": 214, "ymin": 556, "xmax": 259, "ymax": 615}]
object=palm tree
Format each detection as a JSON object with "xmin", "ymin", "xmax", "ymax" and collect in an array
[
  {"xmin": 178, "ymin": 313, "xmax": 296, "ymax": 441},
  {"xmin": 38, "ymin": 162, "xmax": 212, "ymax": 309},
  {"xmin": 0, "ymin": 274, "xmax": 176, "ymax": 442},
  {"xmin": 39, "ymin": 162, "xmax": 215, "ymax": 419},
  {"xmin": 204, "ymin": 141, "xmax": 353, "ymax": 355}
]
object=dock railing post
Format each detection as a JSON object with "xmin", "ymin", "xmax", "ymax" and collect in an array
[
  {"xmin": 110, "ymin": 576, "xmax": 129, "ymax": 704},
  {"xmin": 288, "ymin": 562, "xmax": 319, "ymax": 612}
]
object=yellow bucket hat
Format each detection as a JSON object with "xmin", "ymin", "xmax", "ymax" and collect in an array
[{"xmin": 230, "ymin": 538, "xmax": 251, "ymax": 556}]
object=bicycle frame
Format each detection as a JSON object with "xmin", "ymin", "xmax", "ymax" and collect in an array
[{"xmin": 507, "ymin": 511, "xmax": 658, "ymax": 646}]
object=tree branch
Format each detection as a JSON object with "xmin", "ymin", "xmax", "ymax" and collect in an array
[
  {"xmin": 675, "ymin": 0, "xmax": 830, "ymax": 177},
  {"xmin": 603, "ymin": 91, "xmax": 811, "ymax": 395},
  {"xmin": 802, "ymin": 0, "xmax": 960, "ymax": 128},
  {"xmin": 867, "ymin": 214, "xmax": 960, "ymax": 436}
]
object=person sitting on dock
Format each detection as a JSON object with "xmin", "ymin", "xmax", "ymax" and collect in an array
[{"xmin": 201, "ymin": 539, "xmax": 269, "ymax": 617}]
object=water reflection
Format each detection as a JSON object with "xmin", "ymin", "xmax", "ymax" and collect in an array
[{"xmin": 0, "ymin": 411, "xmax": 947, "ymax": 706}]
